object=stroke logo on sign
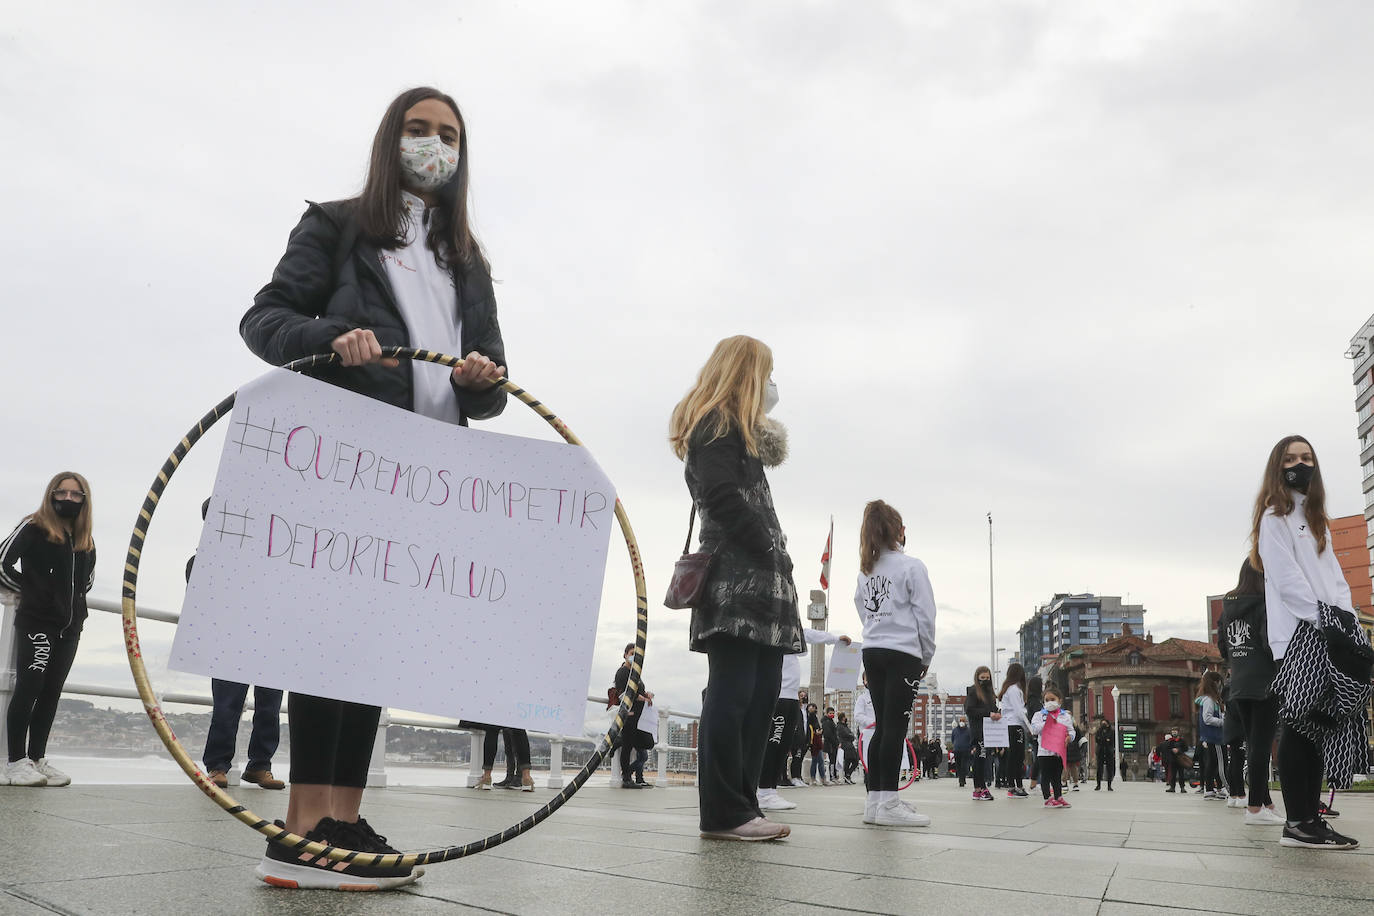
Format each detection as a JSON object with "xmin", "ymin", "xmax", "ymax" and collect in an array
[{"xmin": 171, "ymin": 369, "xmax": 616, "ymax": 732}]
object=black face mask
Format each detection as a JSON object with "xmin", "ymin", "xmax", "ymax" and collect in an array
[
  {"xmin": 52, "ymin": 500, "xmax": 82, "ymax": 520},
  {"xmin": 1283, "ymin": 461, "xmax": 1315, "ymax": 491}
]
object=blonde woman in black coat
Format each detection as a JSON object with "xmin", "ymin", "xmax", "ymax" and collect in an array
[{"xmin": 669, "ymin": 336, "xmax": 804, "ymax": 841}]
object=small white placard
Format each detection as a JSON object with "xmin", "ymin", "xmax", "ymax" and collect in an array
[
  {"xmin": 825, "ymin": 640, "xmax": 863, "ymax": 690},
  {"xmin": 637, "ymin": 701, "xmax": 659, "ymax": 736},
  {"xmin": 982, "ymin": 718, "xmax": 1010, "ymax": 748},
  {"xmin": 170, "ymin": 369, "xmax": 616, "ymax": 733}
]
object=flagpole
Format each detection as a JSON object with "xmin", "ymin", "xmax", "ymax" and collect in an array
[{"xmin": 988, "ymin": 512, "xmax": 995, "ymax": 672}]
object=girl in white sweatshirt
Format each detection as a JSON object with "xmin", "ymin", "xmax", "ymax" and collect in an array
[
  {"xmin": 997, "ymin": 663, "xmax": 1030, "ymax": 798},
  {"xmin": 1251, "ymin": 435, "xmax": 1359, "ymax": 850},
  {"xmin": 854, "ymin": 500, "xmax": 936, "ymax": 829},
  {"xmin": 1030, "ymin": 688, "xmax": 1075, "ymax": 808}
]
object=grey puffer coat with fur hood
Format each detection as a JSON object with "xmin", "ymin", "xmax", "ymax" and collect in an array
[{"xmin": 683, "ymin": 416, "xmax": 803, "ymax": 655}]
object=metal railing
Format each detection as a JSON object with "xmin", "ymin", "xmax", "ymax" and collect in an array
[{"xmin": 0, "ymin": 592, "xmax": 698, "ymax": 789}]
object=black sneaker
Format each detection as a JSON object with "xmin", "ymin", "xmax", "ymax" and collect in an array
[
  {"xmin": 255, "ymin": 818, "xmax": 419, "ymax": 890},
  {"xmin": 1317, "ymin": 801, "xmax": 1341, "ymax": 819},
  {"xmin": 334, "ymin": 817, "xmax": 403, "ymax": 855},
  {"xmin": 1279, "ymin": 819, "xmax": 1358, "ymax": 850},
  {"xmin": 620, "ymin": 780, "xmax": 644, "ymax": 789}
]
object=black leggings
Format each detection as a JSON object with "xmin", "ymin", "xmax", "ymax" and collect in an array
[
  {"xmin": 1039, "ymin": 755, "xmax": 1064, "ymax": 799},
  {"xmin": 862, "ymin": 647, "xmax": 923, "ymax": 793},
  {"xmin": 1278, "ymin": 725, "xmax": 1322, "ymax": 824},
  {"xmin": 1005, "ymin": 726, "xmax": 1025, "ymax": 789},
  {"xmin": 7, "ymin": 624, "xmax": 81, "ymax": 762},
  {"xmin": 287, "ymin": 693, "xmax": 379, "ymax": 788},
  {"xmin": 482, "ymin": 727, "xmax": 531, "ymax": 771},
  {"xmin": 759, "ymin": 698, "xmax": 800, "ymax": 790},
  {"xmin": 1231, "ymin": 696, "xmax": 1277, "ymax": 808},
  {"xmin": 1199, "ymin": 741, "xmax": 1223, "ymax": 791}
]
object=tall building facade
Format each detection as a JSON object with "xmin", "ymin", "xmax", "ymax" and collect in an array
[
  {"xmin": 1349, "ymin": 315, "xmax": 1374, "ymax": 590},
  {"xmin": 927, "ymin": 694, "xmax": 967, "ymax": 743},
  {"xmin": 1017, "ymin": 594, "xmax": 1147, "ymax": 673}
]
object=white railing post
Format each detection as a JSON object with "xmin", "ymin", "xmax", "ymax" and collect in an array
[
  {"xmin": 655, "ymin": 706, "xmax": 670, "ymax": 787},
  {"xmin": 547, "ymin": 735, "xmax": 565, "ymax": 789},
  {"xmin": 0, "ymin": 592, "xmax": 17, "ymax": 727},
  {"xmin": 366, "ymin": 707, "xmax": 389, "ymax": 788},
  {"xmin": 466, "ymin": 730, "xmax": 484, "ymax": 787}
]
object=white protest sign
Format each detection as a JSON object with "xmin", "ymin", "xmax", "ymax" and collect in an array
[
  {"xmin": 982, "ymin": 718, "xmax": 1010, "ymax": 748},
  {"xmin": 825, "ymin": 640, "xmax": 863, "ymax": 690},
  {"xmin": 170, "ymin": 369, "xmax": 616, "ymax": 733},
  {"xmin": 637, "ymin": 701, "xmax": 659, "ymax": 737}
]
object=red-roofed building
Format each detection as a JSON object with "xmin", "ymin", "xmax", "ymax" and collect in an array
[{"xmin": 1050, "ymin": 631, "xmax": 1221, "ymax": 771}]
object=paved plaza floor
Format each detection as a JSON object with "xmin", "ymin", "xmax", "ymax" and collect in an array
[{"xmin": 2, "ymin": 777, "xmax": 1371, "ymax": 915}]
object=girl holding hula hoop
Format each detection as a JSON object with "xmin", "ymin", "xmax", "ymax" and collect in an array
[
  {"xmin": 239, "ymin": 86, "xmax": 509, "ymax": 890},
  {"xmin": 2, "ymin": 472, "xmax": 96, "ymax": 789},
  {"xmin": 854, "ymin": 499, "xmax": 937, "ymax": 828}
]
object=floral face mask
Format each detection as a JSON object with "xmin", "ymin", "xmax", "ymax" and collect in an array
[{"xmin": 399, "ymin": 136, "xmax": 459, "ymax": 192}]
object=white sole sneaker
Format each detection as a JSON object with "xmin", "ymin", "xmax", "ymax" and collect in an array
[
  {"xmin": 1245, "ymin": 809, "xmax": 1287, "ymax": 826},
  {"xmin": 872, "ymin": 801, "xmax": 932, "ymax": 827},
  {"xmin": 758, "ymin": 793, "xmax": 797, "ymax": 811},
  {"xmin": 255, "ymin": 857, "xmax": 420, "ymax": 891}
]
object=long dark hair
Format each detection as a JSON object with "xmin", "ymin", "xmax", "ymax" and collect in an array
[
  {"xmin": 1249, "ymin": 435, "xmax": 1328, "ymax": 571},
  {"xmin": 998, "ymin": 662, "xmax": 1026, "ymax": 701},
  {"xmin": 1197, "ymin": 670, "xmax": 1222, "ymax": 703},
  {"xmin": 859, "ymin": 500, "xmax": 903, "ymax": 575},
  {"xmin": 972, "ymin": 665, "xmax": 995, "ymax": 705},
  {"xmin": 355, "ymin": 87, "xmax": 484, "ymax": 270},
  {"xmin": 1227, "ymin": 558, "xmax": 1265, "ymax": 597}
]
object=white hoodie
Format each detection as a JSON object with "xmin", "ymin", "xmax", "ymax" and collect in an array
[
  {"xmin": 779, "ymin": 628, "xmax": 843, "ymax": 699},
  {"xmin": 998, "ymin": 683, "xmax": 1028, "ymax": 730},
  {"xmin": 1258, "ymin": 491, "xmax": 1352, "ymax": 660},
  {"xmin": 854, "ymin": 549, "xmax": 936, "ymax": 663}
]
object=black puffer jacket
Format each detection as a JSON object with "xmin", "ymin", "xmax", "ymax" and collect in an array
[
  {"xmin": 0, "ymin": 520, "xmax": 95, "ymax": 636},
  {"xmin": 240, "ymin": 199, "xmax": 507, "ymax": 424},
  {"xmin": 684, "ymin": 418, "xmax": 803, "ymax": 655}
]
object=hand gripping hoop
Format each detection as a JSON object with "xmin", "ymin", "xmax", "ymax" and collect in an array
[{"xmin": 120, "ymin": 348, "xmax": 651, "ymax": 869}]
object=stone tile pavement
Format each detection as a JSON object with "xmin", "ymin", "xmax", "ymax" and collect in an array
[{"xmin": 1, "ymin": 777, "xmax": 1370, "ymax": 915}]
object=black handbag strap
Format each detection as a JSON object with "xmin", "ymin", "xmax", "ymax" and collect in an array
[{"xmin": 682, "ymin": 505, "xmax": 696, "ymax": 556}]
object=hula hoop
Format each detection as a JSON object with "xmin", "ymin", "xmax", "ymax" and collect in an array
[
  {"xmin": 121, "ymin": 348, "xmax": 650, "ymax": 869},
  {"xmin": 856, "ymin": 727, "xmax": 917, "ymax": 790}
]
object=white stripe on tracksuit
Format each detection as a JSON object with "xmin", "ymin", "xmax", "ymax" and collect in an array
[{"xmin": 0, "ymin": 520, "xmax": 29, "ymax": 592}]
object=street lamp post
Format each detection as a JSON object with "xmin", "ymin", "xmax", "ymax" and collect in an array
[
  {"xmin": 987, "ymin": 512, "xmax": 995, "ymax": 676},
  {"xmin": 1111, "ymin": 685, "xmax": 1121, "ymax": 779}
]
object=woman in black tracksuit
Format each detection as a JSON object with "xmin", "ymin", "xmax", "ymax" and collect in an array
[
  {"xmin": 240, "ymin": 86, "xmax": 508, "ymax": 890},
  {"xmin": 1, "ymin": 472, "xmax": 96, "ymax": 789},
  {"xmin": 964, "ymin": 666, "xmax": 999, "ymax": 800}
]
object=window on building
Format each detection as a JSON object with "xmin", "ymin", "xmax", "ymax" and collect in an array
[
  {"xmin": 1170, "ymin": 692, "xmax": 1180, "ymax": 718},
  {"xmin": 1128, "ymin": 651, "xmax": 1141, "ymax": 666},
  {"xmin": 1118, "ymin": 693, "xmax": 1152, "ymax": 721}
]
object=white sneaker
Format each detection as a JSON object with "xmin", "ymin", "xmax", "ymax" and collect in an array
[
  {"xmin": 4, "ymin": 759, "xmax": 48, "ymax": 787},
  {"xmin": 33, "ymin": 758, "xmax": 71, "ymax": 787},
  {"xmin": 872, "ymin": 797, "xmax": 932, "ymax": 827},
  {"xmin": 790, "ymin": 777, "xmax": 807, "ymax": 787},
  {"xmin": 1245, "ymin": 807, "xmax": 1287, "ymax": 826},
  {"xmin": 863, "ymin": 794, "xmax": 879, "ymax": 824},
  {"xmin": 758, "ymin": 790, "xmax": 797, "ymax": 811},
  {"xmin": 1226, "ymin": 796, "xmax": 1245, "ymax": 808}
]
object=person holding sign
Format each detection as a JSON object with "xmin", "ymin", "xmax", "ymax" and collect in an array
[
  {"xmin": 1, "ymin": 472, "xmax": 96, "ymax": 789},
  {"xmin": 1030, "ymin": 687, "xmax": 1075, "ymax": 808},
  {"xmin": 964, "ymin": 666, "xmax": 999, "ymax": 801},
  {"xmin": 853, "ymin": 500, "xmax": 937, "ymax": 828},
  {"xmin": 240, "ymin": 87, "xmax": 508, "ymax": 890},
  {"xmin": 669, "ymin": 336, "xmax": 804, "ymax": 842}
]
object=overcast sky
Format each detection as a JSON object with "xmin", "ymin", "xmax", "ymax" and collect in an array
[{"xmin": 2, "ymin": 1, "xmax": 1370, "ymax": 736}]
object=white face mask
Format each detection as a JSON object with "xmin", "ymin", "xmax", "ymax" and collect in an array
[
  {"xmin": 399, "ymin": 136, "xmax": 459, "ymax": 192},
  {"xmin": 1044, "ymin": 701, "xmax": 1060, "ymax": 712},
  {"xmin": 763, "ymin": 379, "xmax": 779, "ymax": 414}
]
